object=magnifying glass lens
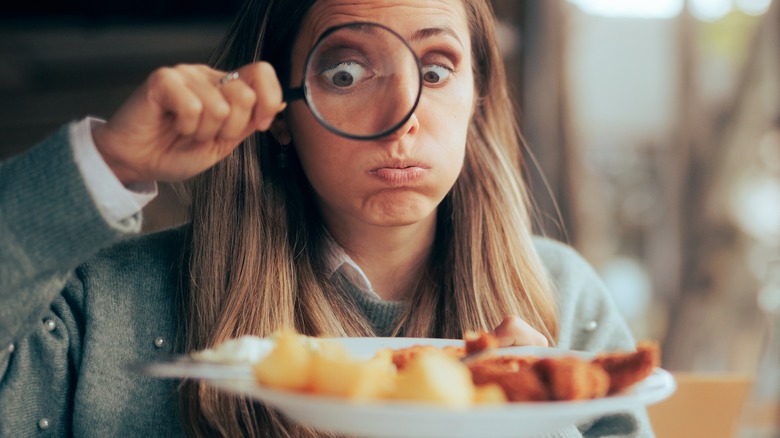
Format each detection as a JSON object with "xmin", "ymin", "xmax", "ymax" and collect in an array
[{"xmin": 303, "ymin": 23, "xmax": 422, "ymax": 139}]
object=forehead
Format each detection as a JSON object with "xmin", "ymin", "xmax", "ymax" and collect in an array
[{"xmin": 300, "ymin": 0, "xmax": 470, "ymax": 48}]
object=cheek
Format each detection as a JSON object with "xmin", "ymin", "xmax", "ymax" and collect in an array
[
  {"xmin": 424, "ymin": 85, "xmax": 474, "ymax": 152},
  {"xmin": 286, "ymin": 102, "xmax": 356, "ymax": 191}
]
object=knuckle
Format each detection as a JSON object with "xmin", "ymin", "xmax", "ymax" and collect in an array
[
  {"xmin": 257, "ymin": 61, "xmax": 278, "ymax": 79},
  {"xmin": 210, "ymin": 102, "xmax": 231, "ymax": 120},
  {"xmin": 148, "ymin": 67, "xmax": 177, "ymax": 87},
  {"xmin": 181, "ymin": 99, "xmax": 204, "ymax": 118},
  {"xmin": 173, "ymin": 63, "xmax": 198, "ymax": 75},
  {"xmin": 233, "ymin": 87, "xmax": 257, "ymax": 108}
]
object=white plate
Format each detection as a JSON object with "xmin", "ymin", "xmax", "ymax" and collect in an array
[{"xmin": 142, "ymin": 337, "xmax": 676, "ymax": 438}]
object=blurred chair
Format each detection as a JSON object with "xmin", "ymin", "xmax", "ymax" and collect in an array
[{"xmin": 647, "ymin": 373, "xmax": 752, "ymax": 438}]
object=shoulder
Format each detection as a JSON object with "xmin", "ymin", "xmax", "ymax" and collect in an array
[
  {"xmin": 531, "ymin": 236, "xmax": 636, "ymax": 352},
  {"xmin": 99, "ymin": 225, "xmax": 185, "ymax": 261},
  {"xmin": 532, "ymin": 236, "xmax": 602, "ymax": 292},
  {"xmin": 78, "ymin": 225, "xmax": 187, "ymax": 281}
]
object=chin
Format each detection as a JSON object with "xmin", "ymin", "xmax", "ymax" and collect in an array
[
  {"xmin": 357, "ymin": 189, "xmax": 444, "ymax": 227},
  {"xmin": 371, "ymin": 204, "xmax": 436, "ymax": 227}
]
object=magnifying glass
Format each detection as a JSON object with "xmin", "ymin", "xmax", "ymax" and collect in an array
[{"xmin": 283, "ymin": 22, "xmax": 423, "ymax": 140}]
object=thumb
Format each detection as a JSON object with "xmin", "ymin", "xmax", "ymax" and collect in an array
[{"xmin": 490, "ymin": 316, "xmax": 549, "ymax": 347}]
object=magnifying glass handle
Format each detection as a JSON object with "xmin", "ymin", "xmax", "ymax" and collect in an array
[{"xmin": 283, "ymin": 87, "xmax": 305, "ymax": 103}]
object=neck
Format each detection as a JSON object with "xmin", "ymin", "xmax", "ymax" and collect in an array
[{"xmin": 326, "ymin": 214, "xmax": 437, "ymax": 301}]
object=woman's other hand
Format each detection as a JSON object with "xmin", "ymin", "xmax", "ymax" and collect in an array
[
  {"xmin": 490, "ymin": 316, "xmax": 549, "ymax": 347},
  {"xmin": 92, "ymin": 62, "xmax": 286, "ymax": 185}
]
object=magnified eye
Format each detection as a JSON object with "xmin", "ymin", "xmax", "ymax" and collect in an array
[
  {"xmin": 422, "ymin": 65, "xmax": 451, "ymax": 85},
  {"xmin": 321, "ymin": 62, "xmax": 371, "ymax": 89}
]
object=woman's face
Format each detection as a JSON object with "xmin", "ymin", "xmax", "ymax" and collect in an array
[{"xmin": 283, "ymin": 0, "xmax": 474, "ymax": 232}]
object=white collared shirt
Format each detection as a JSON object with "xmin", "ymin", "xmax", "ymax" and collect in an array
[
  {"xmin": 69, "ymin": 118, "xmax": 157, "ymax": 223},
  {"xmin": 322, "ymin": 232, "xmax": 383, "ymax": 300}
]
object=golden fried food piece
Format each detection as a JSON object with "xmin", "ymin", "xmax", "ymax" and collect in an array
[
  {"xmin": 490, "ymin": 364, "xmax": 548, "ymax": 402},
  {"xmin": 469, "ymin": 359, "xmax": 548, "ymax": 402},
  {"xmin": 310, "ymin": 345, "xmax": 396, "ymax": 400},
  {"xmin": 593, "ymin": 341, "xmax": 660, "ymax": 394},
  {"xmin": 473, "ymin": 383, "xmax": 508, "ymax": 405},
  {"xmin": 442, "ymin": 345, "xmax": 466, "ymax": 359},
  {"xmin": 534, "ymin": 357, "xmax": 609, "ymax": 401},
  {"xmin": 392, "ymin": 350, "xmax": 475, "ymax": 407},
  {"xmin": 464, "ymin": 330, "xmax": 499, "ymax": 356},
  {"xmin": 392, "ymin": 344, "xmax": 467, "ymax": 369},
  {"xmin": 391, "ymin": 345, "xmax": 439, "ymax": 370},
  {"xmin": 464, "ymin": 333, "xmax": 657, "ymax": 402},
  {"xmin": 253, "ymin": 330, "xmax": 313, "ymax": 391}
]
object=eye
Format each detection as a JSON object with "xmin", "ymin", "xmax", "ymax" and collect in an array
[
  {"xmin": 321, "ymin": 62, "xmax": 370, "ymax": 89},
  {"xmin": 422, "ymin": 64, "xmax": 452, "ymax": 85}
]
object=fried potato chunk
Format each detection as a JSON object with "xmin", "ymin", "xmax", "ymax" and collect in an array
[
  {"xmin": 392, "ymin": 350, "xmax": 475, "ymax": 408},
  {"xmin": 310, "ymin": 346, "xmax": 396, "ymax": 400},
  {"xmin": 253, "ymin": 330, "xmax": 313, "ymax": 391},
  {"xmin": 473, "ymin": 384, "xmax": 508, "ymax": 405}
]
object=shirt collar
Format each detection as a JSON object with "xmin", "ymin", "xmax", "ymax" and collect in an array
[{"xmin": 324, "ymin": 232, "xmax": 383, "ymax": 300}]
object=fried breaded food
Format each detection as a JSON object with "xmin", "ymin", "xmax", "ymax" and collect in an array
[
  {"xmin": 391, "ymin": 345, "xmax": 439, "ymax": 370},
  {"xmin": 593, "ymin": 341, "xmax": 660, "ymax": 394},
  {"xmin": 464, "ymin": 330, "xmax": 499, "ymax": 356},
  {"xmin": 534, "ymin": 357, "xmax": 609, "ymax": 401},
  {"xmin": 462, "ymin": 332, "xmax": 659, "ymax": 402},
  {"xmin": 469, "ymin": 360, "xmax": 548, "ymax": 402},
  {"xmin": 392, "ymin": 344, "xmax": 467, "ymax": 370}
]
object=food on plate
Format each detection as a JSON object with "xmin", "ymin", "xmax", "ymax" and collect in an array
[
  {"xmin": 464, "ymin": 330, "xmax": 499, "ymax": 356},
  {"xmin": 191, "ymin": 335, "xmax": 269, "ymax": 363},
  {"xmin": 309, "ymin": 342, "xmax": 396, "ymax": 400},
  {"xmin": 467, "ymin": 356, "xmax": 546, "ymax": 402},
  {"xmin": 226, "ymin": 330, "xmax": 660, "ymax": 407},
  {"xmin": 254, "ymin": 330, "xmax": 319, "ymax": 391},
  {"xmin": 593, "ymin": 342, "xmax": 659, "ymax": 394},
  {"xmin": 533, "ymin": 356, "xmax": 609, "ymax": 401},
  {"xmin": 452, "ymin": 332, "xmax": 658, "ymax": 402},
  {"xmin": 391, "ymin": 349, "xmax": 474, "ymax": 407}
]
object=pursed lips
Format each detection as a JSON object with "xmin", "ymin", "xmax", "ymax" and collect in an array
[{"xmin": 368, "ymin": 160, "xmax": 431, "ymax": 187}]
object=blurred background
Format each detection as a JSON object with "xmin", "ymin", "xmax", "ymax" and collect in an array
[{"xmin": 1, "ymin": 0, "xmax": 779, "ymax": 376}]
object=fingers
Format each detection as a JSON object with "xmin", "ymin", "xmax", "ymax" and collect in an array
[
  {"xmin": 490, "ymin": 316, "xmax": 549, "ymax": 348},
  {"xmin": 236, "ymin": 62, "xmax": 287, "ymax": 130},
  {"xmin": 217, "ymin": 79, "xmax": 257, "ymax": 141},
  {"xmin": 147, "ymin": 67, "xmax": 204, "ymax": 136},
  {"xmin": 98, "ymin": 62, "xmax": 287, "ymax": 184},
  {"xmin": 149, "ymin": 63, "xmax": 285, "ymax": 143}
]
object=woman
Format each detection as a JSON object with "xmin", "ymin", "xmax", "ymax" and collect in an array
[{"xmin": 0, "ymin": 0, "xmax": 653, "ymax": 436}]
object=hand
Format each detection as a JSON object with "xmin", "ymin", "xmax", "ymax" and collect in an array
[
  {"xmin": 92, "ymin": 62, "xmax": 286, "ymax": 184},
  {"xmin": 490, "ymin": 316, "xmax": 549, "ymax": 347}
]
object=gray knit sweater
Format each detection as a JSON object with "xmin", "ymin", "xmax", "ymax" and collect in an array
[{"xmin": 0, "ymin": 126, "xmax": 654, "ymax": 437}]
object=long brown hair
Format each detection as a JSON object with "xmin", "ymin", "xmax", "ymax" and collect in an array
[{"xmin": 177, "ymin": 0, "xmax": 559, "ymax": 435}]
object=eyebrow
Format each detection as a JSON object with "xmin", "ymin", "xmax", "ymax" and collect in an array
[
  {"xmin": 409, "ymin": 26, "xmax": 464, "ymax": 48},
  {"xmin": 326, "ymin": 23, "xmax": 465, "ymax": 49}
]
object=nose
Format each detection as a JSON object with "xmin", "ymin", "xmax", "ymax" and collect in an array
[{"xmin": 381, "ymin": 110, "xmax": 419, "ymax": 141}]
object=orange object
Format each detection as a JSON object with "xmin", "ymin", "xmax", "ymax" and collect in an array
[{"xmin": 647, "ymin": 373, "xmax": 752, "ymax": 438}]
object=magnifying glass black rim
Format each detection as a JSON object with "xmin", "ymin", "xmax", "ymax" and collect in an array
[{"xmin": 283, "ymin": 21, "xmax": 423, "ymax": 141}]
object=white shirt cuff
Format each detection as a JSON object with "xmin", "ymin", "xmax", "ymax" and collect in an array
[{"xmin": 69, "ymin": 117, "xmax": 158, "ymax": 223}]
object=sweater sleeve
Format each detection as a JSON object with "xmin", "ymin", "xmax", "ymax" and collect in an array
[
  {"xmin": 533, "ymin": 237, "xmax": 656, "ymax": 438},
  {"xmin": 0, "ymin": 124, "xmax": 141, "ymax": 356}
]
